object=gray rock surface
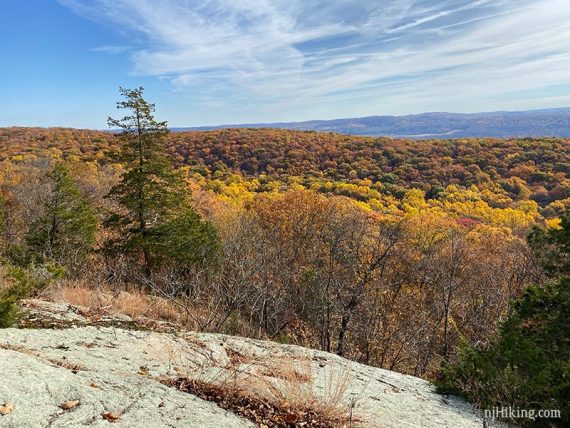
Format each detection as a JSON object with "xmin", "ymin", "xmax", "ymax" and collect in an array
[
  {"xmin": 0, "ymin": 348, "xmax": 252, "ymax": 428},
  {"xmin": 0, "ymin": 300, "xmax": 493, "ymax": 427}
]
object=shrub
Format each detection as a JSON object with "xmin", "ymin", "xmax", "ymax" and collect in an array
[
  {"xmin": 528, "ymin": 213, "xmax": 570, "ymax": 277},
  {"xmin": 0, "ymin": 264, "xmax": 64, "ymax": 327},
  {"xmin": 25, "ymin": 163, "xmax": 97, "ymax": 272},
  {"xmin": 435, "ymin": 279, "xmax": 570, "ymax": 427}
]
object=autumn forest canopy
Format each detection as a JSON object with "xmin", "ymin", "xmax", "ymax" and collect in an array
[
  {"xmin": 2, "ymin": 126, "xmax": 570, "ymax": 219},
  {"xmin": 1, "ymin": 89, "xmax": 569, "ymax": 426}
]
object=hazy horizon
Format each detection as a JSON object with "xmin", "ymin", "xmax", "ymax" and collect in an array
[{"xmin": 0, "ymin": 106, "xmax": 568, "ymax": 132}]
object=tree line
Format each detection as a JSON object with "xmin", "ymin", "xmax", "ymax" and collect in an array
[
  {"xmin": 0, "ymin": 88, "xmax": 564, "ymax": 394},
  {"xmin": 3, "ymin": 124, "xmax": 570, "ymax": 214}
]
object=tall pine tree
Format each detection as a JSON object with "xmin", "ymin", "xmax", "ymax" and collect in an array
[{"xmin": 105, "ymin": 87, "xmax": 218, "ymax": 279}]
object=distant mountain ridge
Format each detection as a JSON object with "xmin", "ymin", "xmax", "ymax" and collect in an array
[{"xmin": 176, "ymin": 108, "xmax": 570, "ymax": 138}]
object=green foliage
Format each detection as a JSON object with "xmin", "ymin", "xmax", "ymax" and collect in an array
[
  {"xmin": 24, "ymin": 163, "xmax": 96, "ymax": 270},
  {"xmin": 105, "ymin": 87, "xmax": 219, "ymax": 276},
  {"xmin": 0, "ymin": 282, "xmax": 21, "ymax": 328},
  {"xmin": 437, "ymin": 215, "xmax": 570, "ymax": 426},
  {"xmin": 529, "ymin": 212, "xmax": 570, "ymax": 277},
  {"xmin": 156, "ymin": 206, "xmax": 220, "ymax": 267},
  {"xmin": 0, "ymin": 263, "xmax": 64, "ymax": 327},
  {"xmin": 436, "ymin": 279, "xmax": 570, "ymax": 427}
]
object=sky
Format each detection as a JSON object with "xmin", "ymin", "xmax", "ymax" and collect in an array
[{"xmin": 2, "ymin": 0, "xmax": 570, "ymax": 128}]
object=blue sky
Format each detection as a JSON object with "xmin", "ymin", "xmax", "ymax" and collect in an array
[{"xmin": 2, "ymin": 0, "xmax": 570, "ymax": 128}]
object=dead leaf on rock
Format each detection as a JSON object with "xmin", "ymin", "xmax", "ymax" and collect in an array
[
  {"xmin": 0, "ymin": 403, "xmax": 15, "ymax": 416},
  {"xmin": 280, "ymin": 413, "xmax": 298, "ymax": 423},
  {"xmin": 102, "ymin": 412, "xmax": 120, "ymax": 422},
  {"xmin": 60, "ymin": 400, "xmax": 80, "ymax": 410}
]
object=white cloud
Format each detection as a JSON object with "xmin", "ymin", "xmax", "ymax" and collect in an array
[
  {"xmin": 59, "ymin": 0, "xmax": 570, "ymax": 123},
  {"xmin": 91, "ymin": 45, "xmax": 129, "ymax": 54}
]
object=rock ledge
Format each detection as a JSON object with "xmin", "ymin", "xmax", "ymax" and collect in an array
[{"xmin": 0, "ymin": 300, "xmax": 489, "ymax": 427}]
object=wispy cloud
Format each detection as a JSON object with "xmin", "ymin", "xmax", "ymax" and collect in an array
[
  {"xmin": 91, "ymin": 45, "xmax": 129, "ymax": 54},
  {"xmin": 385, "ymin": 0, "xmax": 493, "ymax": 34},
  {"xmin": 58, "ymin": 0, "xmax": 570, "ymax": 123}
]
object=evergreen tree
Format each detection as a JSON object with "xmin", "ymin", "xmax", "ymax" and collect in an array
[
  {"xmin": 437, "ymin": 216, "xmax": 570, "ymax": 427},
  {"xmin": 435, "ymin": 279, "xmax": 570, "ymax": 427},
  {"xmin": 105, "ymin": 87, "xmax": 218, "ymax": 279},
  {"xmin": 528, "ymin": 212, "xmax": 570, "ymax": 277},
  {"xmin": 157, "ymin": 205, "xmax": 219, "ymax": 268},
  {"xmin": 0, "ymin": 263, "xmax": 64, "ymax": 327},
  {"xmin": 25, "ymin": 163, "xmax": 96, "ymax": 270}
]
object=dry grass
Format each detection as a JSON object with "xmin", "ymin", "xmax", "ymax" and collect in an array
[
  {"xmin": 163, "ymin": 341, "xmax": 362, "ymax": 427},
  {"xmin": 114, "ymin": 289, "xmax": 182, "ymax": 322},
  {"xmin": 166, "ymin": 376, "xmax": 353, "ymax": 428},
  {"xmin": 252, "ymin": 355, "xmax": 359, "ymax": 426},
  {"xmin": 45, "ymin": 283, "xmax": 362, "ymax": 426},
  {"xmin": 47, "ymin": 282, "xmax": 185, "ymax": 326},
  {"xmin": 57, "ymin": 284, "xmax": 97, "ymax": 308},
  {"xmin": 259, "ymin": 357, "xmax": 312, "ymax": 382}
]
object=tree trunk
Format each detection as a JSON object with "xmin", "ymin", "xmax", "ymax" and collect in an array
[
  {"xmin": 143, "ymin": 249, "xmax": 152, "ymax": 282},
  {"xmin": 336, "ymin": 295, "xmax": 358, "ymax": 356},
  {"xmin": 336, "ymin": 311, "xmax": 351, "ymax": 356}
]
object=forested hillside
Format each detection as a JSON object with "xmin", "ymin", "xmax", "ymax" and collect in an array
[
  {"xmin": 5, "ymin": 0, "xmax": 570, "ymax": 423},
  {"xmin": 0, "ymin": 116, "xmax": 568, "ymax": 385},
  {"xmin": 2, "ymin": 127, "xmax": 570, "ymax": 216},
  {"xmin": 181, "ymin": 108, "xmax": 570, "ymax": 138}
]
